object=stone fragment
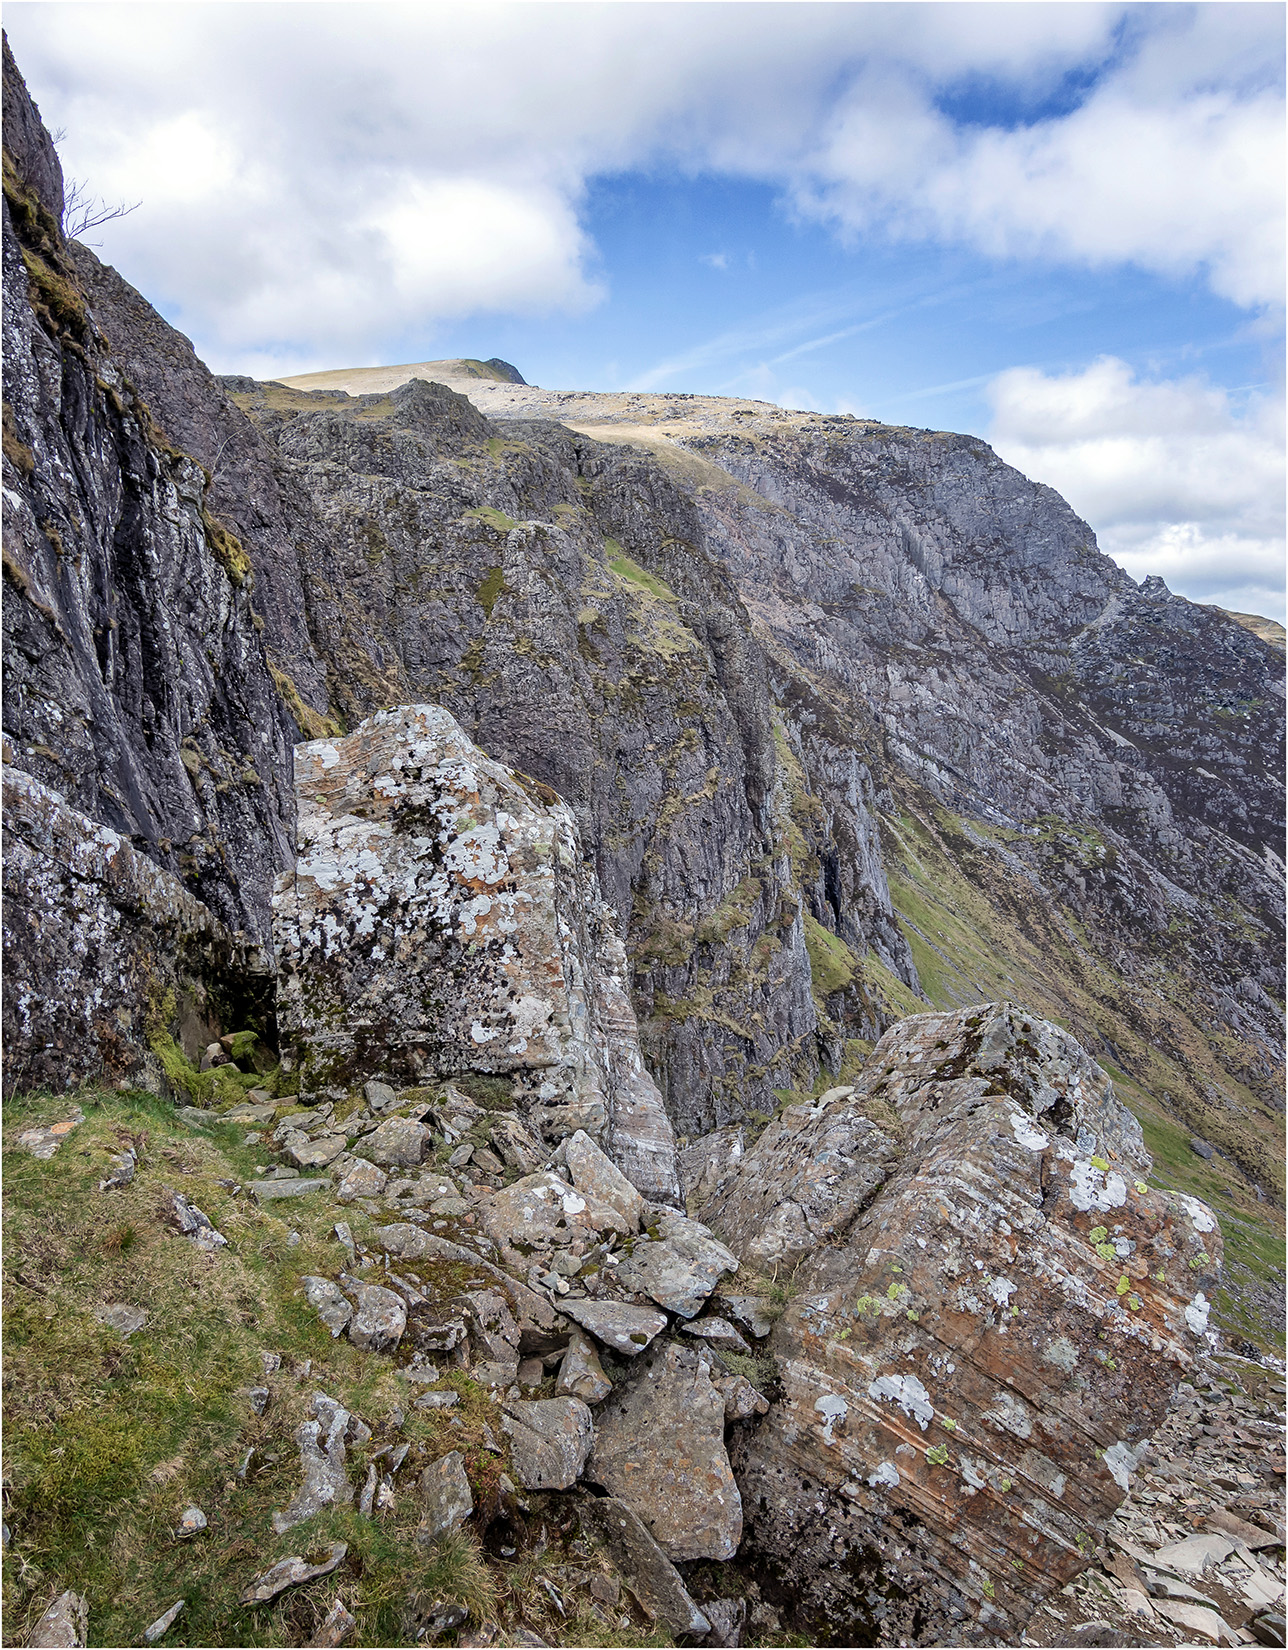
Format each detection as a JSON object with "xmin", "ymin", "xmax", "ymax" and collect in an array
[
  {"xmin": 586, "ymin": 1338, "xmax": 741, "ymax": 1561},
  {"xmin": 302, "ymin": 1277, "xmax": 353, "ymax": 1338},
  {"xmin": 613, "ymin": 1213, "xmax": 737, "ymax": 1318},
  {"xmin": 501, "ymin": 1397, "xmax": 594, "ymax": 1490},
  {"xmin": 1152, "ymin": 1599, "xmax": 1239, "ymax": 1643},
  {"xmin": 345, "ymin": 1283, "xmax": 407, "ymax": 1354},
  {"xmin": 272, "ymin": 705, "xmax": 680, "ymax": 1205},
  {"xmin": 714, "ymin": 1372, "xmax": 770, "ymax": 1420},
  {"xmin": 363, "ymin": 1116, "xmax": 431, "ymax": 1170},
  {"xmin": 163, "ymin": 1188, "xmax": 228, "ymax": 1249},
  {"xmin": 517, "ymin": 1357, "xmax": 544, "ymax": 1387},
  {"xmin": 370, "ymin": 1226, "xmax": 561, "ymax": 1337},
  {"xmin": 556, "ymin": 1330, "xmax": 612, "ymax": 1404},
  {"xmin": 489, "ymin": 1115, "xmax": 543, "ymax": 1175},
  {"xmin": 562, "ymin": 1130, "xmax": 644, "ymax": 1231},
  {"xmin": 471, "ymin": 1147, "xmax": 505, "ymax": 1176},
  {"xmin": 1250, "ymin": 1611, "xmax": 1287, "ymax": 1648},
  {"xmin": 176, "ymin": 1505, "xmax": 207, "ymax": 1537},
  {"xmin": 725, "ymin": 1003, "xmax": 1221, "ymax": 1643},
  {"xmin": 560, "ymin": 1298, "xmax": 667, "ymax": 1356},
  {"xmin": 239, "ymin": 1543, "xmax": 347, "ymax": 1605},
  {"xmin": 248, "ymin": 1387, "xmax": 270, "ymax": 1416},
  {"xmin": 720, "ymin": 1294, "xmax": 774, "ymax": 1339},
  {"xmin": 480, "ymin": 1169, "xmax": 629, "ymax": 1249},
  {"xmin": 98, "ymin": 1147, "xmax": 136, "ymax": 1191},
  {"xmin": 419, "ymin": 1451, "xmax": 473, "ymax": 1539},
  {"xmin": 307, "ymin": 1599, "xmax": 357, "ymax": 1647},
  {"xmin": 284, "ymin": 1134, "xmax": 348, "ymax": 1171},
  {"xmin": 415, "ymin": 1391, "xmax": 461, "ymax": 1411},
  {"xmin": 247, "ymin": 1177, "xmax": 329, "ymax": 1202},
  {"xmin": 364, "ymin": 1080, "xmax": 398, "ymax": 1112},
  {"xmin": 703, "ymin": 1597, "xmax": 747, "ymax": 1647},
  {"xmin": 224, "ymin": 1102, "xmax": 279, "ymax": 1126},
  {"xmin": 1190, "ymin": 1137, "xmax": 1216, "ymax": 1159},
  {"xmin": 680, "ymin": 1316, "xmax": 750, "ymax": 1353},
  {"xmin": 17, "ymin": 1112, "xmax": 84, "ymax": 1159},
  {"xmin": 273, "ymin": 1395, "xmax": 354, "ymax": 1533},
  {"xmin": 1153, "ymin": 1533, "xmax": 1235, "ymax": 1576},
  {"xmin": 407, "ymin": 1309, "xmax": 468, "ymax": 1355},
  {"xmin": 142, "ymin": 1599, "xmax": 185, "ymax": 1643},
  {"xmin": 29, "ymin": 1590, "xmax": 88, "ymax": 1647},
  {"xmin": 174, "ymin": 1107, "xmax": 217, "ymax": 1131},
  {"xmin": 93, "ymin": 1303, "xmax": 147, "ymax": 1336},
  {"xmin": 577, "ymin": 1496, "xmax": 711, "ymax": 1637},
  {"xmin": 335, "ymin": 1158, "xmax": 387, "ymax": 1202}
]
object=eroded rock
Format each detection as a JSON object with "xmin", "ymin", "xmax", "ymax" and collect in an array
[
  {"xmin": 272, "ymin": 1394, "xmax": 354, "ymax": 1532},
  {"xmin": 586, "ymin": 1338, "xmax": 742, "ymax": 1560},
  {"xmin": 240, "ymin": 1543, "xmax": 347, "ymax": 1606},
  {"xmin": 345, "ymin": 1282, "xmax": 407, "ymax": 1355},
  {"xmin": 419, "ymin": 1451, "xmax": 473, "ymax": 1539},
  {"xmin": 302, "ymin": 1276, "xmax": 353, "ymax": 1338},
  {"xmin": 560, "ymin": 1299, "xmax": 667, "ymax": 1357},
  {"xmin": 28, "ymin": 1590, "xmax": 87, "ymax": 1647},
  {"xmin": 728, "ymin": 1004, "xmax": 1223, "ymax": 1642},
  {"xmin": 577, "ymin": 1495, "xmax": 711, "ymax": 1638},
  {"xmin": 500, "ymin": 1396, "xmax": 594, "ymax": 1489},
  {"xmin": 556, "ymin": 1329, "xmax": 612, "ymax": 1404},
  {"xmin": 272, "ymin": 704, "xmax": 680, "ymax": 1204},
  {"xmin": 613, "ymin": 1211, "xmax": 737, "ymax": 1318}
]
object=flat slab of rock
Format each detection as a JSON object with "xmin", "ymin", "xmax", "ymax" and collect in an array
[
  {"xmin": 141, "ymin": 1599, "xmax": 185, "ymax": 1643},
  {"xmin": 240, "ymin": 1542, "xmax": 347, "ymax": 1605},
  {"xmin": 1152, "ymin": 1599, "xmax": 1239, "ymax": 1644},
  {"xmin": 29, "ymin": 1590, "xmax": 87, "ymax": 1647},
  {"xmin": 247, "ymin": 1177, "xmax": 329, "ymax": 1202},
  {"xmin": 335, "ymin": 1158, "xmax": 388, "ymax": 1202},
  {"xmin": 586, "ymin": 1339, "xmax": 741, "ymax": 1561},
  {"xmin": 501, "ymin": 1397, "xmax": 594, "ymax": 1490},
  {"xmin": 578, "ymin": 1496, "xmax": 711, "ymax": 1636},
  {"xmin": 480, "ymin": 1170, "xmax": 629, "ymax": 1249},
  {"xmin": 93, "ymin": 1303, "xmax": 147, "ymax": 1336},
  {"xmin": 272, "ymin": 1395, "xmax": 353, "ymax": 1533},
  {"xmin": 419, "ymin": 1450, "xmax": 473, "ymax": 1538},
  {"xmin": 613, "ymin": 1212, "xmax": 737, "ymax": 1318},
  {"xmin": 562, "ymin": 1129, "xmax": 643, "ymax": 1232},
  {"xmin": 720, "ymin": 1294, "xmax": 774, "ymax": 1338},
  {"xmin": 556, "ymin": 1329, "xmax": 612, "ymax": 1404},
  {"xmin": 1152, "ymin": 1533, "xmax": 1235, "ymax": 1576},
  {"xmin": 680, "ymin": 1316, "xmax": 750, "ymax": 1353},
  {"xmin": 561, "ymin": 1298, "xmax": 666, "ymax": 1356},
  {"xmin": 16, "ymin": 1112, "xmax": 83, "ymax": 1159},
  {"xmin": 308, "ymin": 1599, "xmax": 357, "ymax": 1647},
  {"xmin": 284, "ymin": 1134, "xmax": 348, "ymax": 1170}
]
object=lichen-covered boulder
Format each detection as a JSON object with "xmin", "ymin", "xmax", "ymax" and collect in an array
[
  {"xmin": 586, "ymin": 1338, "xmax": 742, "ymax": 1561},
  {"xmin": 613, "ymin": 1210, "xmax": 738, "ymax": 1318},
  {"xmin": 272, "ymin": 704, "xmax": 680, "ymax": 1204},
  {"xmin": 726, "ymin": 1003, "xmax": 1221, "ymax": 1644},
  {"xmin": 500, "ymin": 1396, "xmax": 594, "ymax": 1490}
]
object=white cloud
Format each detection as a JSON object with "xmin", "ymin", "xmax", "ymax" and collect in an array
[
  {"xmin": 987, "ymin": 357, "xmax": 1285, "ymax": 619},
  {"xmin": 4, "ymin": 2, "xmax": 1280, "ymax": 369}
]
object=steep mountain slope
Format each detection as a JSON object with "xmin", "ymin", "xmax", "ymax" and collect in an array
[{"xmin": 2, "ymin": 37, "xmax": 1281, "ymax": 1352}]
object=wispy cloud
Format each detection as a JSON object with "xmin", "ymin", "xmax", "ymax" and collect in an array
[{"xmin": 700, "ymin": 251, "xmax": 729, "ymax": 270}]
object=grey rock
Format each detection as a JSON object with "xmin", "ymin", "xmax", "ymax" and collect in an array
[
  {"xmin": 246, "ymin": 1177, "xmax": 329, "ymax": 1202},
  {"xmin": 613, "ymin": 1212, "xmax": 737, "ymax": 1318},
  {"xmin": 419, "ymin": 1451, "xmax": 473, "ymax": 1539},
  {"xmin": 703, "ymin": 1597, "xmax": 747, "ymax": 1648},
  {"xmin": 1250, "ymin": 1611, "xmax": 1287, "ymax": 1648},
  {"xmin": 248, "ymin": 1386, "xmax": 271, "ymax": 1416},
  {"xmin": 142, "ymin": 1599, "xmax": 185, "ymax": 1643},
  {"xmin": 98, "ymin": 1147, "xmax": 136, "ymax": 1191},
  {"xmin": 15, "ymin": 1112, "xmax": 83, "ymax": 1160},
  {"xmin": 586, "ymin": 1338, "xmax": 741, "ymax": 1561},
  {"xmin": 28, "ymin": 1590, "xmax": 88, "ymax": 1647},
  {"xmin": 163, "ymin": 1188, "xmax": 228, "ymax": 1250},
  {"xmin": 176, "ymin": 1505, "xmax": 207, "ymax": 1537},
  {"xmin": 480, "ymin": 1169, "xmax": 631, "ymax": 1248},
  {"xmin": 284, "ymin": 1134, "xmax": 348, "ymax": 1171},
  {"xmin": 560, "ymin": 1298, "xmax": 667, "ymax": 1356},
  {"xmin": 500, "ymin": 1396, "xmax": 594, "ymax": 1490},
  {"xmin": 239, "ymin": 1542, "xmax": 347, "ymax": 1605},
  {"xmin": 679, "ymin": 1316, "xmax": 750, "ymax": 1353},
  {"xmin": 307, "ymin": 1598, "xmax": 357, "ymax": 1647},
  {"xmin": 561, "ymin": 1129, "xmax": 644, "ymax": 1231},
  {"xmin": 301, "ymin": 1277, "xmax": 352, "ymax": 1338},
  {"xmin": 1190, "ymin": 1137, "xmax": 1216, "ymax": 1160},
  {"xmin": 415, "ymin": 1391, "xmax": 461, "ymax": 1411},
  {"xmin": 363, "ymin": 1080, "xmax": 398, "ymax": 1112},
  {"xmin": 335, "ymin": 1158, "xmax": 388, "ymax": 1202},
  {"xmin": 272, "ymin": 1394, "xmax": 354, "ymax": 1532},
  {"xmin": 345, "ymin": 1283, "xmax": 407, "ymax": 1354},
  {"xmin": 362, "ymin": 1116, "xmax": 432, "ymax": 1170},
  {"xmin": 556, "ymin": 1330, "xmax": 613, "ymax": 1404},
  {"xmin": 720, "ymin": 1294, "xmax": 774, "ymax": 1339},
  {"xmin": 93, "ymin": 1303, "xmax": 147, "ymax": 1336},
  {"xmin": 577, "ymin": 1496, "xmax": 711, "ymax": 1637},
  {"xmin": 713, "ymin": 1371, "xmax": 770, "ymax": 1420}
]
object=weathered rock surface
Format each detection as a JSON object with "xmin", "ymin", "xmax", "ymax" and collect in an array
[
  {"xmin": 302, "ymin": 1276, "xmax": 352, "ymax": 1337},
  {"xmin": 577, "ymin": 1495, "xmax": 712, "ymax": 1637},
  {"xmin": 613, "ymin": 1209, "xmax": 738, "ymax": 1318},
  {"xmin": 272, "ymin": 1394, "xmax": 353, "ymax": 1533},
  {"xmin": 419, "ymin": 1451, "xmax": 473, "ymax": 1539},
  {"xmin": 28, "ymin": 1589, "xmax": 88, "ymax": 1647},
  {"xmin": 560, "ymin": 1298, "xmax": 667, "ymax": 1357},
  {"xmin": 500, "ymin": 1397, "xmax": 594, "ymax": 1490},
  {"xmin": 273, "ymin": 704, "xmax": 681, "ymax": 1203},
  {"xmin": 239, "ymin": 1542, "xmax": 347, "ymax": 1606},
  {"xmin": 344, "ymin": 1283, "xmax": 406, "ymax": 1355},
  {"xmin": 727, "ymin": 1003, "xmax": 1223, "ymax": 1642},
  {"xmin": 586, "ymin": 1337, "xmax": 742, "ymax": 1560}
]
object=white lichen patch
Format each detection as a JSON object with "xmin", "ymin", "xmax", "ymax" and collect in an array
[
  {"xmin": 814, "ymin": 1393, "xmax": 849, "ymax": 1444},
  {"xmin": 867, "ymin": 1372, "xmax": 933, "ymax": 1431},
  {"xmin": 867, "ymin": 1460, "xmax": 900, "ymax": 1488},
  {"xmin": 1069, "ymin": 1159, "xmax": 1128, "ymax": 1213},
  {"xmin": 1184, "ymin": 1292, "xmax": 1210, "ymax": 1335},
  {"xmin": 1009, "ymin": 1113, "xmax": 1050, "ymax": 1152}
]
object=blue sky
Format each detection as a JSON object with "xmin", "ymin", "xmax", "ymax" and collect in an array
[{"xmin": 6, "ymin": 1, "xmax": 1284, "ymax": 618}]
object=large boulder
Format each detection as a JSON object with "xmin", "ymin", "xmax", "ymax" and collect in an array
[
  {"xmin": 586, "ymin": 1338, "xmax": 742, "ymax": 1561},
  {"xmin": 272, "ymin": 704, "xmax": 680, "ymax": 1203},
  {"xmin": 724, "ymin": 1004, "xmax": 1221, "ymax": 1644}
]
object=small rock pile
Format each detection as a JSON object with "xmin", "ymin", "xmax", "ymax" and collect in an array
[{"xmin": 1023, "ymin": 1349, "xmax": 1286, "ymax": 1648}]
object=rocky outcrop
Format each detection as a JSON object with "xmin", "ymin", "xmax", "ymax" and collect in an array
[
  {"xmin": 719, "ymin": 1004, "xmax": 1221, "ymax": 1643},
  {"xmin": 272, "ymin": 702, "xmax": 681, "ymax": 1203}
]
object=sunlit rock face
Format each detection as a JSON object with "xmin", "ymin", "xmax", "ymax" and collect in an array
[
  {"xmin": 272, "ymin": 703, "xmax": 680, "ymax": 1203},
  {"xmin": 722, "ymin": 1004, "xmax": 1221, "ymax": 1645}
]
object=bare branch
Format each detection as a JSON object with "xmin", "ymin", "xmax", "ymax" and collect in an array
[{"xmin": 61, "ymin": 176, "xmax": 141, "ymax": 244}]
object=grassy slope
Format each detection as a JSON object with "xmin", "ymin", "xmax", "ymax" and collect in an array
[
  {"xmin": 0, "ymin": 1086, "xmax": 672, "ymax": 1650},
  {"xmin": 864, "ymin": 786, "xmax": 1285, "ymax": 1357}
]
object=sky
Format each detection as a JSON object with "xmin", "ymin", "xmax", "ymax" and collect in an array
[{"xmin": 6, "ymin": 1, "xmax": 1284, "ymax": 621}]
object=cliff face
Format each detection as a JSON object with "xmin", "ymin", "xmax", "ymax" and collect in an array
[{"xmin": 3, "ymin": 40, "xmax": 1282, "ymax": 1212}]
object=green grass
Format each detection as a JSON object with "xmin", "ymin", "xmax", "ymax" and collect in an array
[
  {"xmin": 604, "ymin": 539, "xmax": 678, "ymax": 605},
  {"xmin": 802, "ymin": 913, "xmax": 857, "ymax": 998},
  {"xmin": 462, "ymin": 505, "xmax": 518, "ymax": 532}
]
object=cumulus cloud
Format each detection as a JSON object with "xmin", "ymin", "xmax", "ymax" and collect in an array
[
  {"xmin": 987, "ymin": 357, "xmax": 1285, "ymax": 618},
  {"xmin": 5, "ymin": 2, "xmax": 1280, "ymax": 370}
]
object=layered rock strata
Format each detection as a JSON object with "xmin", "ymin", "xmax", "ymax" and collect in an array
[
  {"xmin": 272, "ymin": 703, "xmax": 681, "ymax": 1203},
  {"xmin": 716, "ymin": 1004, "xmax": 1222, "ymax": 1643}
]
